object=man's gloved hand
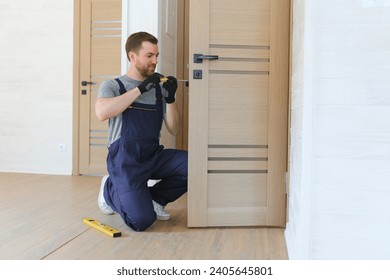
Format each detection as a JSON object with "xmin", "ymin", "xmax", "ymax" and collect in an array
[
  {"xmin": 137, "ymin": 72, "xmax": 164, "ymax": 94},
  {"xmin": 162, "ymin": 76, "xmax": 177, "ymax": 104}
]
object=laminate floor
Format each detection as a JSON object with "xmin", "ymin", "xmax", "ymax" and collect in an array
[{"xmin": 0, "ymin": 172, "xmax": 288, "ymax": 260}]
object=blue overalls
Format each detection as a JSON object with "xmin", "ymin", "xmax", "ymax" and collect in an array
[{"xmin": 103, "ymin": 78, "xmax": 188, "ymax": 231}]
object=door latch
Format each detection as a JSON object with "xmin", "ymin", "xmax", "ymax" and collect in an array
[
  {"xmin": 194, "ymin": 54, "xmax": 219, "ymax": 63},
  {"xmin": 81, "ymin": 81, "xmax": 93, "ymax": 86}
]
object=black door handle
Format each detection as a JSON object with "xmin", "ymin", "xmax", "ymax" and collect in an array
[
  {"xmin": 81, "ymin": 81, "xmax": 93, "ymax": 86},
  {"xmin": 194, "ymin": 54, "xmax": 219, "ymax": 63}
]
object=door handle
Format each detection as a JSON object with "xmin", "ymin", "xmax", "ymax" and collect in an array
[
  {"xmin": 81, "ymin": 81, "xmax": 94, "ymax": 86},
  {"xmin": 194, "ymin": 54, "xmax": 219, "ymax": 63}
]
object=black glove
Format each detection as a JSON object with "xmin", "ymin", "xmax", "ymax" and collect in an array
[
  {"xmin": 137, "ymin": 72, "xmax": 164, "ymax": 94},
  {"xmin": 162, "ymin": 76, "xmax": 177, "ymax": 104}
]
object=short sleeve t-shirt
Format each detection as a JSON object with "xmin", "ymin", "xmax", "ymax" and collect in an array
[{"xmin": 98, "ymin": 75, "xmax": 168, "ymax": 146}]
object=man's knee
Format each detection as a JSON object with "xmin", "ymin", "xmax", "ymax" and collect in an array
[
  {"xmin": 123, "ymin": 209, "xmax": 156, "ymax": 232},
  {"xmin": 177, "ymin": 150, "xmax": 188, "ymax": 176}
]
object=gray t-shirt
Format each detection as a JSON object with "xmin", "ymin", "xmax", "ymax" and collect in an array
[{"xmin": 98, "ymin": 75, "xmax": 168, "ymax": 146}]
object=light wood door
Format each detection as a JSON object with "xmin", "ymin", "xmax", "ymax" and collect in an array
[
  {"xmin": 158, "ymin": 0, "xmax": 178, "ymax": 149},
  {"xmin": 78, "ymin": 0, "xmax": 122, "ymax": 175},
  {"xmin": 188, "ymin": 0, "xmax": 290, "ymax": 227}
]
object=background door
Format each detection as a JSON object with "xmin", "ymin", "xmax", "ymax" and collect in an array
[
  {"xmin": 188, "ymin": 0, "xmax": 290, "ymax": 227},
  {"xmin": 77, "ymin": 0, "xmax": 122, "ymax": 175}
]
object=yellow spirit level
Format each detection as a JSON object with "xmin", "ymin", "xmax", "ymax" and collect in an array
[{"xmin": 82, "ymin": 217, "xmax": 121, "ymax": 238}]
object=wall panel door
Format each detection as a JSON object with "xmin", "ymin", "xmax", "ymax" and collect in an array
[
  {"xmin": 77, "ymin": 0, "xmax": 122, "ymax": 175},
  {"xmin": 188, "ymin": 0, "xmax": 290, "ymax": 227}
]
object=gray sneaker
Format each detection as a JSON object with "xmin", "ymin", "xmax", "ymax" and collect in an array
[
  {"xmin": 98, "ymin": 175, "xmax": 114, "ymax": 215},
  {"xmin": 152, "ymin": 200, "xmax": 171, "ymax": 220}
]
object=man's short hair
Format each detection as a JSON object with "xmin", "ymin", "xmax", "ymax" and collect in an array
[{"xmin": 125, "ymin": 32, "xmax": 158, "ymax": 61}]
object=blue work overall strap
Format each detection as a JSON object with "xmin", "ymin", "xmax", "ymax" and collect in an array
[{"xmin": 115, "ymin": 78, "xmax": 127, "ymax": 95}]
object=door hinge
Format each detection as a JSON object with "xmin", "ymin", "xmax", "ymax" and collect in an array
[
  {"xmin": 285, "ymin": 172, "xmax": 289, "ymax": 210},
  {"xmin": 285, "ymin": 172, "xmax": 289, "ymax": 195},
  {"xmin": 285, "ymin": 172, "xmax": 289, "ymax": 223}
]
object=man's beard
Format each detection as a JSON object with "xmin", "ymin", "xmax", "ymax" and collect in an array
[{"xmin": 136, "ymin": 63, "xmax": 156, "ymax": 78}]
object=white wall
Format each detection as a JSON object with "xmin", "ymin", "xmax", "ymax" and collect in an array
[
  {"xmin": 286, "ymin": 0, "xmax": 390, "ymax": 259},
  {"xmin": 0, "ymin": 0, "xmax": 74, "ymax": 175},
  {"xmin": 122, "ymin": 0, "xmax": 159, "ymax": 74},
  {"xmin": 285, "ymin": 0, "xmax": 314, "ymax": 259}
]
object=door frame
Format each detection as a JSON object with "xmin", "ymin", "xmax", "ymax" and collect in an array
[
  {"xmin": 72, "ymin": 0, "xmax": 82, "ymax": 175},
  {"xmin": 175, "ymin": 0, "xmax": 189, "ymax": 150}
]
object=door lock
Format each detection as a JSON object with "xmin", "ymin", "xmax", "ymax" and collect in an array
[{"xmin": 193, "ymin": 70, "xmax": 202, "ymax": 79}]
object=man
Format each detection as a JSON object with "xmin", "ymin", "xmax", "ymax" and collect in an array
[{"xmin": 95, "ymin": 32, "xmax": 188, "ymax": 232}]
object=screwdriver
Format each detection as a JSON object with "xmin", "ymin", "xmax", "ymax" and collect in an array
[{"xmin": 160, "ymin": 77, "xmax": 188, "ymax": 83}]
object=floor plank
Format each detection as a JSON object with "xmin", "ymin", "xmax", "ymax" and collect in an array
[{"xmin": 0, "ymin": 172, "xmax": 288, "ymax": 260}]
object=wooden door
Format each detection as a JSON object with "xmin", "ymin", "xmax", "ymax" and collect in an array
[
  {"xmin": 158, "ymin": 0, "xmax": 189, "ymax": 151},
  {"xmin": 188, "ymin": 0, "xmax": 289, "ymax": 227},
  {"xmin": 77, "ymin": 0, "xmax": 122, "ymax": 175},
  {"xmin": 158, "ymin": 0, "xmax": 178, "ymax": 149}
]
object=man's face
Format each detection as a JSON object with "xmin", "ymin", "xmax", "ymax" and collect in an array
[{"xmin": 131, "ymin": 41, "xmax": 159, "ymax": 78}]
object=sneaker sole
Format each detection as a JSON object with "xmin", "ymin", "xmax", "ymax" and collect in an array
[{"xmin": 156, "ymin": 215, "xmax": 171, "ymax": 221}]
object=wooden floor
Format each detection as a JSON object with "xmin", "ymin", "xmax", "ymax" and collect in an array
[{"xmin": 0, "ymin": 172, "xmax": 288, "ymax": 260}]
